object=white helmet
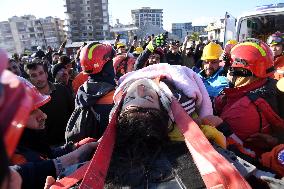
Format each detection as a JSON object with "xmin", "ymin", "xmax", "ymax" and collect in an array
[{"xmin": 37, "ymin": 46, "xmax": 42, "ymax": 50}]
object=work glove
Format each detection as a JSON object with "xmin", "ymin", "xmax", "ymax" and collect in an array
[
  {"xmin": 146, "ymin": 33, "xmax": 167, "ymax": 52},
  {"xmin": 200, "ymin": 124, "xmax": 226, "ymax": 149}
]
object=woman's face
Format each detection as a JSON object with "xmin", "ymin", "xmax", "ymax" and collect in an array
[{"xmin": 122, "ymin": 79, "xmax": 160, "ymax": 111}]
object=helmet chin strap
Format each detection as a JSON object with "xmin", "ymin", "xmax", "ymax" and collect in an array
[{"xmin": 229, "ymin": 68, "xmax": 254, "ymax": 87}]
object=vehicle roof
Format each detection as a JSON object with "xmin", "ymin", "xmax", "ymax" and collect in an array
[{"xmin": 238, "ymin": 7, "xmax": 284, "ymax": 20}]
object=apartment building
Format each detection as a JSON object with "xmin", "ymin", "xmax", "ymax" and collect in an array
[
  {"xmin": 131, "ymin": 7, "xmax": 163, "ymax": 28},
  {"xmin": 64, "ymin": 0, "xmax": 110, "ymax": 42}
]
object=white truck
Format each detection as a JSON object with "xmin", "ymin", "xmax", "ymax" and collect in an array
[{"xmin": 224, "ymin": 3, "xmax": 284, "ymax": 44}]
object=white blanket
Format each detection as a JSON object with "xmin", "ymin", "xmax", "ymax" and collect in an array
[{"xmin": 114, "ymin": 63, "xmax": 213, "ymax": 118}]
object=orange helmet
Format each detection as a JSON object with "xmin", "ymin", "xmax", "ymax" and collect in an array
[
  {"xmin": 230, "ymin": 39, "xmax": 274, "ymax": 78},
  {"xmin": 80, "ymin": 42, "xmax": 116, "ymax": 74},
  {"xmin": 113, "ymin": 54, "xmax": 136, "ymax": 79}
]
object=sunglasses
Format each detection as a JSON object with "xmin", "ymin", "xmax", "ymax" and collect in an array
[{"xmin": 267, "ymin": 36, "xmax": 283, "ymax": 45}]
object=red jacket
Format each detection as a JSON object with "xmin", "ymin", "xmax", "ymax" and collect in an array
[
  {"xmin": 273, "ymin": 55, "xmax": 284, "ymax": 80},
  {"xmin": 215, "ymin": 79, "xmax": 272, "ymax": 141}
]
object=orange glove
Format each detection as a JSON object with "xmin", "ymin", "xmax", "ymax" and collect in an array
[{"xmin": 200, "ymin": 125, "xmax": 226, "ymax": 149}]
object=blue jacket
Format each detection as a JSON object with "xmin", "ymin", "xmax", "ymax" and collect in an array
[{"xmin": 198, "ymin": 67, "xmax": 229, "ymax": 98}]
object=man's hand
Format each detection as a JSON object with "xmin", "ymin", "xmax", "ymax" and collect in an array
[
  {"xmin": 245, "ymin": 133, "xmax": 278, "ymax": 150},
  {"xmin": 74, "ymin": 137, "xmax": 97, "ymax": 149},
  {"xmin": 201, "ymin": 115, "xmax": 223, "ymax": 127}
]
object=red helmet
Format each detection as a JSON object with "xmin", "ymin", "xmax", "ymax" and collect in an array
[
  {"xmin": 0, "ymin": 68, "xmax": 50, "ymax": 157},
  {"xmin": 230, "ymin": 39, "xmax": 274, "ymax": 78},
  {"xmin": 80, "ymin": 42, "xmax": 116, "ymax": 74},
  {"xmin": 0, "ymin": 49, "xmax": 8, "ymax": 75},
  {"xmin": 113, "ymin": 54, "xmax": 135, "ymax": 78}
]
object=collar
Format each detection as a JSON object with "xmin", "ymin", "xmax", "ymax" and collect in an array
[{"xmin": 223, "ymin": 78, "xmax": 267, "ymax": 98}]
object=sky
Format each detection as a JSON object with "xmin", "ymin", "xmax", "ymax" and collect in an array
[{"xmin": 0, "ymin": 0, "xmax": 283, "ymax": 31}]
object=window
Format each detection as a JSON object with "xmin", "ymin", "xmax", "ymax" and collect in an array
[
  {"xmin": 87, "ymin": 14, "xmax": 91, "ymax": 17},
  {"xmin": 89, "ymin": 33, "xmax": 92, "ymax": 36},
  {"xmin": 30, "ymin": 34, "xmax": 36, "ymax": 38},
  {"xmin": 28, "ymin": 27, "xmax": 35, "ymax": 32},
  {"xmin": 87, "ymin": 20, "xmax": 92, "ymax": 23},
  {"xmin": 87, "ymin": 7, "xmax": 90, "ymax": 10}
]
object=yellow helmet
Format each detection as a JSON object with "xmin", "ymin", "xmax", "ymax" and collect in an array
[
  {"xmin": 134, "ymin": 47, "xmax": 143, "ymax": 54},
  {"xmin": 226, "ymin": 40, "xmax": 238, "ymax": 46},
  {"xmin": 116, "ymin": 42, "xmax": 126, "ymax": 49},
  {"xmin": 201, "ymin": 42, "xmax": 223, "ymax": 60}
]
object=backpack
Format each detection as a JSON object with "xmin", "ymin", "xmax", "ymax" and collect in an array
[{"xmin": 65, "ymin": 90, "xmax": 114, "ymax": 143}]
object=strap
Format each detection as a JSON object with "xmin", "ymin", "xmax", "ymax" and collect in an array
[
  {"xmin": 251, "ymin": 97, "xmax": 284, "ymax": 133},
  {"xmin": 50, "ymin": 104, "xmax": 120, "ymax": 189},
  {"xmin": 79, "ymin": 104, "xmax": 120, "ymax": 189},
  {"xmin": 50, "ymin": 162, "xmax": 89, "ymax": 189},
  {"xmin": 171, "ymin": 99, "xmax": 251, "ymax": 189},
  {"xmin": 95, "ymin": 90, "xmax": 115, "ymax": 105},
  {"xmin": 51, "ymin": 98, "xmax": 251, "ymax": 189}
]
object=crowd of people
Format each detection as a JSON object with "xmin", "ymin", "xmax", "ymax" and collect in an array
[{"xmin": 1, "ymin": 30, "xmax": 284, "ymax": 189}]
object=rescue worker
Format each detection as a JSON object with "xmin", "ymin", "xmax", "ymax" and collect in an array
[
  {"xmin": 65, "ymin": 42, "xmax": 117, "ymax": 143},
  {"xmin": 267, "ymin": 31, "xmax": 284, "ymax": 80},
  {"xmin": 112, "ymin": 53, "xmax": 136, "ymax": 81},
  {"xmin": 198, "ymin": 42, "xmax": 230, "ymax": 99},
  {"xmin": 214, "ymin": 39, "xmax": 284, "ymax": 177},
  {"xmin": 134, "ymin": 33, "xmax": 166, "ymax": 70},
  {"xmin": 116, "ymin": 42, "xmax": 127, "ymax": 54}
]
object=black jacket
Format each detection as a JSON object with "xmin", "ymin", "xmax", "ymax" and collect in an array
[
  {"xmin": 65, "ymin": 61, "xmax": 116, "ymax": 143},
  {"xmin": 40, "ymin": 82, "xmax": 74, "ymax": 146}
]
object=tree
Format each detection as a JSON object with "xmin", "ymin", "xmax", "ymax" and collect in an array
[{"xmin": 190, "ymin": 32, "xmax": 200, "ymax": 41}]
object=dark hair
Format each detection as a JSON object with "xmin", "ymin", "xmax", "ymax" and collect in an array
[
  {"xmin": 52, "ymin": 52, "xmax": 60, "ymax": 57},
  {"xmin": 105, "ymin": 107, "xmax": 170, "ymax": 187},
  {"xmin": 24, "ymin": 59, "xmax": 47, "ymax": 74},
  {"xmin": 116, "ymin": 107, "xmax": 170, "ymax": 150},
  {"xmin": 59, "ymin": 55, "xmax": 71, "ymax": 66}
]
